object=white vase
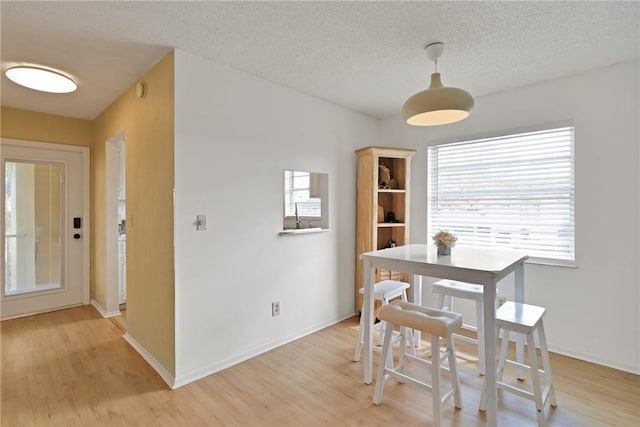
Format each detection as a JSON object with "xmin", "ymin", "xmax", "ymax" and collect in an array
[{"xmin": 437, "ymin": 244, "xmax": 451, "ymax": 256}]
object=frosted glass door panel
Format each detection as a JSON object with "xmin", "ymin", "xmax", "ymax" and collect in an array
[{"xmin": 4, "ymin": 161, "xmax": 63, "ymax": 296}]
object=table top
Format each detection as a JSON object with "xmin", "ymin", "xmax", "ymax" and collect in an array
[{"xmin": 361, "ymin": 244, "xmax": 528, "ymax": 278}]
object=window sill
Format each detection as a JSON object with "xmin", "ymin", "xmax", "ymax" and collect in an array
[
  {"xmin": 526, "ymin": 257, "xmax": 576, "ymax": 268},
  {"xmin": 278, "ymin": 228, "xmax": 330, "ymax": 236}
]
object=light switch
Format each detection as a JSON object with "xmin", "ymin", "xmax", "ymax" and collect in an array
[{"xmin": 196, "ymin": 215, "xmax": 207, "ymax": 231}]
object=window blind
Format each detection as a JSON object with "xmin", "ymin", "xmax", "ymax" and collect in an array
[{"xmin": 428, "ymin": 126, "xmax": 575, "ymax": 262}]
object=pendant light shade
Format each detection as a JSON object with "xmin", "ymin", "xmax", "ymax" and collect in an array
[{"xmin": 402, "ymin": 43, "xmax": 473, "ymax": 126}]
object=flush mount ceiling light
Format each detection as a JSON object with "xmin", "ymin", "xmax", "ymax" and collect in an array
[
  {"xmin": 402, "ymin": 42, "xmax": 474, "ymax": 126},
  {"xmin": 5, "ymin": 66, "xmax": 77, "ymax": 93}
]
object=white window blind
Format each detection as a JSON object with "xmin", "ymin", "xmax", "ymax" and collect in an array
[
  {"xmin": 428, "ymin": 126, "xmax": 575, "ymax": 263},
  {"xmin": 284, "ymin": 170, "xmax": 321, "ymax": 217}
]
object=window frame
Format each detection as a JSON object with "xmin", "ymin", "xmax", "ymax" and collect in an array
[
  {"xmin": 282, "ymin": 170, "xmax": 329, "ymax": 231},
  {"xmin": 427, "ymin": 122, "xmax": 576, "ymax": 267},
  {"xmin": 283, "ymin": 170, "xmax": 321, "ymax": 219}
]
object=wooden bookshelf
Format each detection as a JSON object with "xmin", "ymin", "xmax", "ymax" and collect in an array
[{"xmin": 354, "ymin": 146, "xmax": 415, "ymax": 312}]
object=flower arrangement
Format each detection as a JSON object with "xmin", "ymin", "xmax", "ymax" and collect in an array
[
  {"xmin": 432, "ymin": 231, "xmax": 457, "ymax": 255},
  {"xmin": 433, "ymin": 231, "xmax": 457, "ymax": 246}
]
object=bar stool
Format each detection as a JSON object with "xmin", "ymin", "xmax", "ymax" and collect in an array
[
  {"xmin": 373, "ymin": 301, "xmax": 463, "ymax": 427},
  {"xmin": 354, "ymin": 280, "xmax": 415, "ymax": 362},
  {"xmin": 432, "ymin": 279, "xmax": 487, "ymax": 375},
  {"xmin": 480, "ymin": 301, "xmax": 557, "ymax": 426}
]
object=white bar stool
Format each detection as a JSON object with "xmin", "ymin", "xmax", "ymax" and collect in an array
[
  {"xmin": 480, "ymin": 301, "xmax": 557, "ymax": 426},
  {"xmin": 354, "ymin": 280, "xmax": 415, "ymax": 362},
  {"xmin": 373, "ymin": 301, "xmax": 463, "ymax": 427},
  {"xmin": 432, "ymin": 279, "xmax": 487, "ymax": 375}
]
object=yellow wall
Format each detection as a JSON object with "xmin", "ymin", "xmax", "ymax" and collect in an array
[
  {"xmin": 93, "ymin": 51, "xmax": 175, "ymax": 375},
  {"xmin": 1, "ymin": 107, "xmax": 94, "ymax": 147},
  {"xmin": 2, "ymin": 52, "xmax": 175, "ymax": 377}
]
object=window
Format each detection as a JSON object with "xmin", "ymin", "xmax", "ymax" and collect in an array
[
  {"xmin": 284, "ymin": 170, "xmax": 321, "ymax": 218},
  {"xmin": 428, "ymin": 126, "xmax": 575, "ymax": 264}
]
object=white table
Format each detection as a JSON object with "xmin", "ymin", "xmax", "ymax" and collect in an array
[{"xmin": 360, "ymin": 244, "xmax": 528, "ymax": 427}]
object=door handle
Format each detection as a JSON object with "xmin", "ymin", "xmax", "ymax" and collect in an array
[{"xmin": 73, "ymin": 233, "xmax": 81, "ymax": 239}]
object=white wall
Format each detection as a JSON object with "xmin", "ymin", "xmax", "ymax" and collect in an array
[
  {"xmin": 173, "ymin": 49, "xmax": 378, "ymax": 384},
  {"xmin": 379, "ymin": 60, "xmax": 640, "ymax": 374}
]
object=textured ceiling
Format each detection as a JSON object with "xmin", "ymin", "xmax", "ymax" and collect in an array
[{"xmin": 1, "ymin": 1, "xmax": 638, "ymax": 120}]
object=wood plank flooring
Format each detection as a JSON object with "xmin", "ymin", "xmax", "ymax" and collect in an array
[
  {"xmin": 109, "ymin": 309, "xmax": 126, "ymax": 334},
  {"xmin": 1, "ymin": 305, "xmax": 639, "ymax": 426}
]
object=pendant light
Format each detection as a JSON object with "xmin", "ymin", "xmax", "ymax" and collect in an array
[{"xmin": 402, "ymin": 42, "xmax": 474, "ymax": 126}]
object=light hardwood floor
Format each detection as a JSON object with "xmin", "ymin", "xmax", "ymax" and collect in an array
[
  {"xmin": 1, "ymin": 305, "xmax": 638, "ymax": 426},
  {"xmin": 110, "ymin": 308, "xmax": 127, "ymax": 334}
]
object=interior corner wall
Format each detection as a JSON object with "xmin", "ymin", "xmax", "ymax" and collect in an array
[
  {"xmin": 173, "ymin": 49, "xmax": 378, "ymax": 383},
  {"xmin": 378, "ymin": 60, "xmax": 640, "ymax": 374},
  {"xmin": 93, "ymin": 51, "xmax": 176, "ymax": 376}
]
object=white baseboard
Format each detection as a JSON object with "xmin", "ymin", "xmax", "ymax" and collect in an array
[
  {"xmin": 173, "ymin": 313, "xmax": 355, "ymax": 388},
  {"xmin": 123, "ymin": 332, "xmax": 176, "ymax": 388},
  {"xmin": 549, "ymin": 343, "xmax": 640, "ymax": 375},
  {"xmin": 1, "ymin": 303, "xmax": 82, "ymax": 321},
  {"xmin": 91, "ymin": 299, "xmax": 121, "ymax": 318},
  {"xmin": 466, "ymin": 328, "xmax": 638, "ymax": 375}
]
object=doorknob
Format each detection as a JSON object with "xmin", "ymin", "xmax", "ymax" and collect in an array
[{"xmin": 73, "ymin": 233, "xmax": 81, "ymax": 239}]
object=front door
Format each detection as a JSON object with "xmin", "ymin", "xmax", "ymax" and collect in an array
[{"xmin": 1, "ymin": 139, "xmax": 89, "ymax": 319}]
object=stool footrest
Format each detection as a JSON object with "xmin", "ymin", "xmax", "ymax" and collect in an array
[
  {"xmin": 370, "ymin": 332, "xmax": 401, "ymax": 350},
  {"xmin": 497, "ymin": 381, "xmax": 535, "ymax": 401},
  {"xmin": 384, "ymin": 367, "xmax": 459, "ymax": 406},
  {"xmin": 498, "ymin": 379, "xmax": 554, "ymax": 405},
  {"xmin": 385, "ymin": 370, "xmax": 433, "ymax": 392},
  {"xmin": 403, "ymin": 351, "xmax": 453, "ymax": 374},
  {"xmin": 356, "ymin": 336, "xmax": 402, "ymax": 361},
  {"xmin": 440, "ymin": 387, "xmax": 456, "ymax": 405},
  {"xmin": 405, "ymin": 353, "xmax": 434, "ymax": 367},
  {"xmin": 504, "ymin": 359, "xmax": 549, "ymax": 377},
  {"xmin": 439, "ymin": 349, "xmax": 452, "ymax": 364},
  {"xmin": 504, "ymin": 359, "xmax": 531, "ymax": 371},
  {"xmin": 542, "ymin": 384, "xmax": 555, "ymax": 407}
]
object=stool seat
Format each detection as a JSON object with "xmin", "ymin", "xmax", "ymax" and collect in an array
[
  {"xmin": 480, "ymin": 301, "xmax": 557, "ymax": 426},
  {"xmin": 432, "ymin": 279, "xmax": 489, "ymax": 375},
  {"xmin": 359, "ymin": 279, "xmax": 410, "ymax": 300},
  {"xmin": 432, "ymin": 279, "xmax": 484, "ymax": 300},
  {"xmin": 376, "ymin": 301, "xmax": 462, "ymax": 337},
  {"xmin": 497, "ymin": 301, "xmax": 546, "ymax": 330},
  {"xmin": 373, "ymin": 301, "xmax": 463, "ymax": 427}
]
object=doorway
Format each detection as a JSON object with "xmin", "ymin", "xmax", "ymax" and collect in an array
[
  {"xmin": 103, "ymin": 133, "xmax": 126, "ymax": 324},
  {"xmin": 117, "ymin": 139, "xmax": 126, "ymax": 307},
  {"xmin": 1, "ymin": 139, "xmax": 89, "ymax": 319}
]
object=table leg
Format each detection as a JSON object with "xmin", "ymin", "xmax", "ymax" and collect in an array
[
  {"xmin": 483, "ymin": 279, "xmax": 498, "ymax": 427},
  {"xmin": 410, "ymin": 274, "xmax": 423, "ymax": 345},
  {"xmin": 363, "ymin": 259, "xmax": 373, "ymax": 384},
  {"xmin": 514, "ymin": 263, "xmax": 525, "ymax": 379}
]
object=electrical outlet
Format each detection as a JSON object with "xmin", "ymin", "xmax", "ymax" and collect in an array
[{"xmin": 272, "ymin": 301, "xmax": 280, "ymax": 317}]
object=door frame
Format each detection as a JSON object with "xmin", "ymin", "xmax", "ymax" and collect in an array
[{"xmin": 1, "ymin": 138, "xmax": 90, "ymax": 319}]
